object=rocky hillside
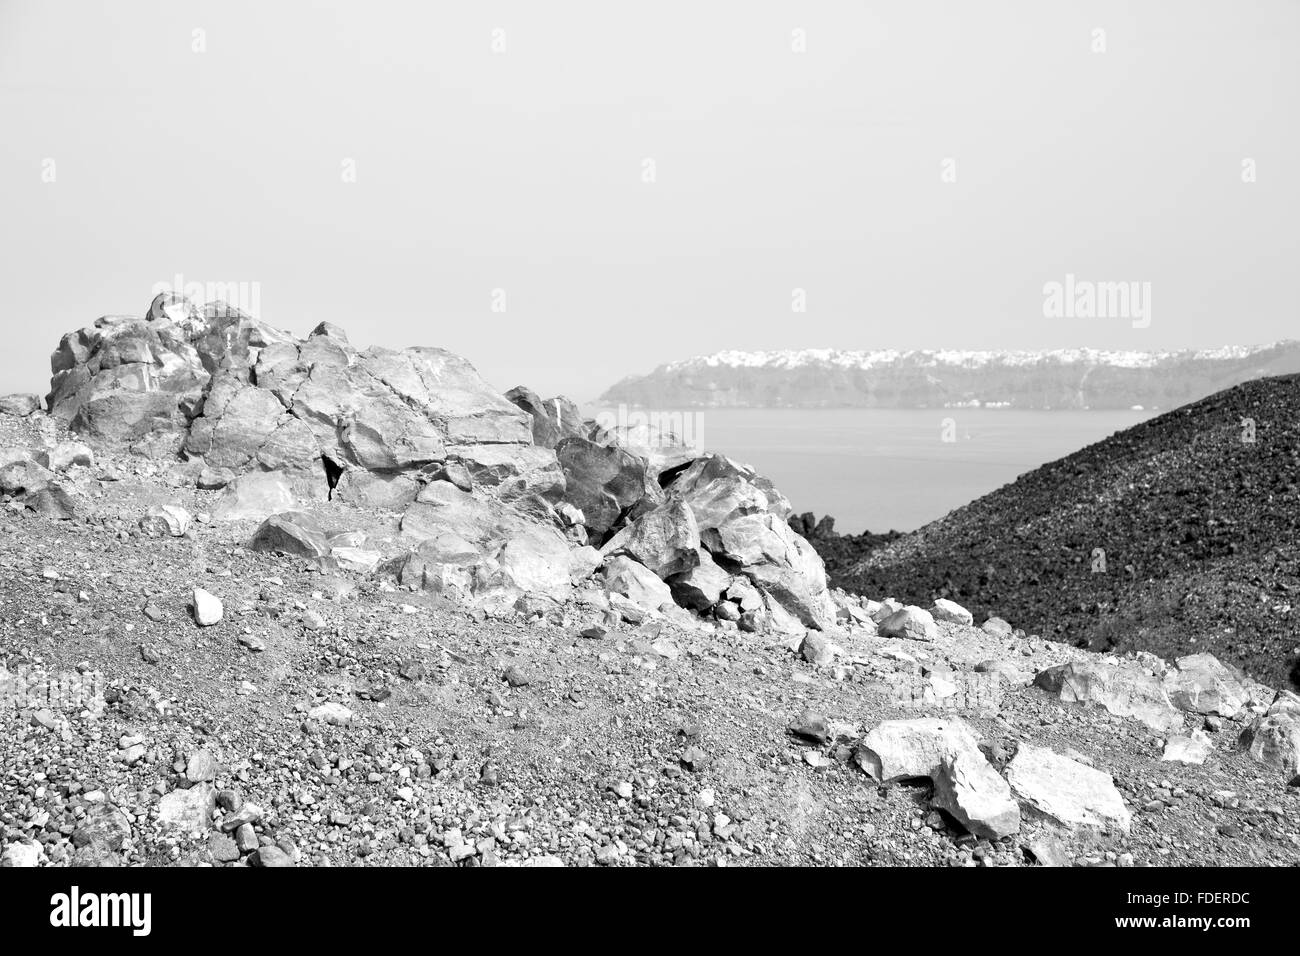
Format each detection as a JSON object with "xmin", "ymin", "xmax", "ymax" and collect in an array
[
  {"xmin": 601, "ymin": 343, "xmax": 1300, "ymax": 410},
  {"xmin": 34, "ymin": 294, "xmax": 837, "ymax": 639},
  {"xmin": 834, "ymin": 375, "xmax": 1300, "ymax": 690},
  {"xmin": 2, "ymin": 295, "xmax": 1298, "ymax": 871}
]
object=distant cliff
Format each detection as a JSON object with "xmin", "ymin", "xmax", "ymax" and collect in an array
[{"xmin": 600, "ymin": 343, "xmax": 1300, "ymax": 410}]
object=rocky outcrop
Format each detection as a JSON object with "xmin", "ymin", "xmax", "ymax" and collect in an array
[
  {"xmin": 1034, "ymin": 659, "xmax": 1183, "ymax": 733},
  {"xmin": 36, "ymin": 293, "xmax": 836, "ymax": 636},
  {"xmin": 48, "ymin": 295, "xmax": 535, "ymax": 497}
]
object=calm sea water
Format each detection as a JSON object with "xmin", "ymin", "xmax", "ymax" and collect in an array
[{"xmin": 586, "ymin": 407, "xmax": 1155, "ymax": 535}]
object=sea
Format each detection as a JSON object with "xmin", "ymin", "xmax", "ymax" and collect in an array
[{"xmin": 585, "ymin": 406, "xmax": 1156, "ymax": 535}]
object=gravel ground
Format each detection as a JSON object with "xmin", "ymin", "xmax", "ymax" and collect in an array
[{"xmin": 3, "ymin": 411, "xmax": 1298, "ymax": 868}]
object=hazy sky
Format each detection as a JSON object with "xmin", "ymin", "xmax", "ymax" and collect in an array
[{"xmin": 2, "ymin": 0, "xmax": 1296, "ymax": 402}]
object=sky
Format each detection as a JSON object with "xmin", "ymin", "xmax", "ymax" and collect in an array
[{"xmin": 1, "ymin": 0, "xmax": 1296, "ymax": 403}]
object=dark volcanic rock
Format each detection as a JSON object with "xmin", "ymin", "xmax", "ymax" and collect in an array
[
  {"xmin": 505, "ymin": 386, "xmax": 583, "ymax": 449},
  {"xmin": 555, "ymin": 436, "xmax": 649, "ymax": 540},
  {"xmin": 834, "ymin": 374, "xmax": 1300, "ymax": 689}
]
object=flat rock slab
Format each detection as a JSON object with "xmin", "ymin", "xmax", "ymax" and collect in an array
[
  {"xmin": 158, "ymin": 783, "xmax": 215, "ymax": 832},
  {"xmin": 1006, "ymin": 744, "xmax": 1132, "ymax": 833},
  {"xmin": 854, "ymin": 717, "xmax": 982, "ymax": 783}
]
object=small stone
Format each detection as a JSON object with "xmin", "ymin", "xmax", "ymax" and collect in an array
[
  {"xmin": 221, "ymin": 804, "xmax": 265, "ymax": 833},
  {"xmin": 798, "ymin": 632, "xmax": 837, "ymax": 667},
  {"xmin": 208, "ymin": 833, "xmax": 240, "ymax": 863},
  {"xmin": 1161, "ymin": 730, "xmax": 1214, "ymax": 765},
  {"xmin": 681, "ymin": 745, "xmax": 708, "ymax": 771},
  {"xmin": 186, "ymin": 750, "xmax": 218, "ymax": 782},
  {"xmin": 0, "ymin": 841, "xmax": 42, "ymax": 867},
  {"xmin": 595, "ymin": 844, "xmax": 619, "ymax": 866},
  {"xmin": 308, "ymin": 702, "xmax": 354, "ymax": 726},
  {"xmin": 158, "ymin": 784, "xmax": 215, "ymax": 831},
  {"xmin": 192, "ymin": 588, "xmax": 223, "ymax": 626},
  {"xmin": 234, "ymin": 823, "xmax": 259, "ymax": 852},
  {"xmin": 251, "ymin": 846, "xmax": 294, "ymax": 867},
  {"xmin": 788, "ymin": 710, "xmax": 831, "ymax": 745},
  {"xmin": 450, "ymin": 844, "xmax": 477, "ymax": 863}
]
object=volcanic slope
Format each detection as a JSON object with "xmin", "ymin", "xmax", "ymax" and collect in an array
[{"xmin": 836, "ymin": 374, "xmax": 1300, "ymax": 689}]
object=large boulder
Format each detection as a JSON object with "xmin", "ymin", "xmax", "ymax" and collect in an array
[
  {"xmin": 46, "ymin": 302, "xmax": 266, "ymax": 441},
  {"xmin": 666, "ymin": 455, "xmax": 792, "ymax": 519},
  {"xmin": 1238, "ymin": 712, "xmax": 1300, "ymax": 778},
  {"xmin": 184, "ymin": 372, "xmax": 320, "ymax": 481},
  {"xmin": 655, "ymin": 454, "xmax": 833, "ymax": 631},
  {"xmin": 1163, "ymin": 653, "xmax": 1250, "ymax": 718},
  {"xmin": 398, "ymin": 480, "xmax": 571, "ymax": 605},
  {"xmin": 667, "ymin": 550, "xmax": 732, "ymax": 611},
  {"xmin": 595, "ymin": 416, "xmax": 699, "ymax": 482},
  {"xmin": 1006, "ymin": 745, "xmax": 1132, "ymax": 832},
  {"xmin": 932, "ymin": 749, "xmax": 1021, "ymax": 840},
  {"xmin": 555, "ymin": 437, "xmax": 649, "ymax": 540},
  {"xmin": 0, "ymin": 459, "xmax": 53, "ymax": 496},
  {"xmin": 602, "ymin": 500, "xmax": 700, "ymax": 578},
  {"xmin": 505, "ymin": 386, "xmax": 583, "ymax": 449},
  {"xmin": 853, "ymin": 717, "xmax": 983, "ymax": 783},
  {"xmin": 673, "ymin": 474, "xmax": 770, "ymax": 533},
  {"xmin": 701, "ymin": 511, "xmax": 834, "ymax": 629},
  {"xmin": 1034, "ymin": 660, "xmax": 1182, "ymax": 733},
  {"xmin": 601, "ymin": 555, "xmax": 675, "ymax": 613}
]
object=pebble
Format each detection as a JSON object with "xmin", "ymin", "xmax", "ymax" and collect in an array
[{"xmin": 192, "ymin": 588, "xmax": 223, "ymax": 626}]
